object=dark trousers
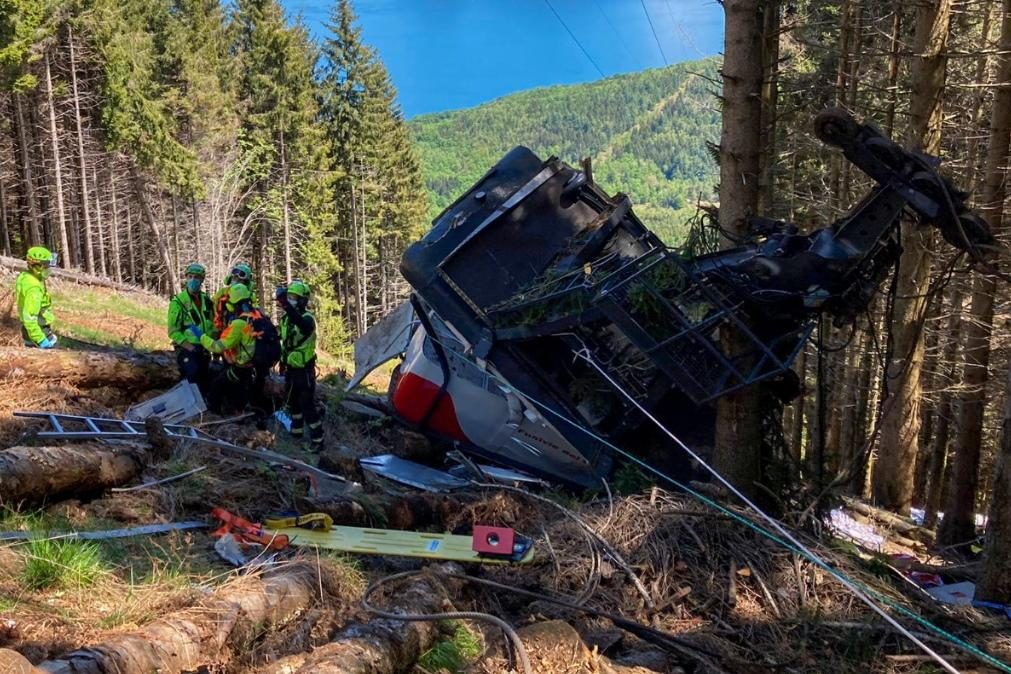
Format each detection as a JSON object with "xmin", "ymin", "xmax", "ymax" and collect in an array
[
  {"xmin": 175, "ymin": 346, "xmax": 211, "ymax": 391},
  {"xmin": 207, "ymin": 364, "xmax": 255, "ymax": 415},
  {"xmin": 284, "ymin": 361, "xmax": 322, "ymax": 446}
]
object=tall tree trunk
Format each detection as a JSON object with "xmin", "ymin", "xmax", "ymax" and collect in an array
[
  {"xmin": 93, "ymin": 166, "xmax": 107, "ymax": 276},
  {"xmin": 0, "ymin": 179, "xmax": 11, "ymax": 256},
  {"xmin": 883, "ymin": 8, "xmax": 902, "ymax": 136},
  {"xmin": 14, "ymin": 92, "xmax": 42, "ymax": 247},
  {"xmin": 713, "ymin": 0, "xmax": 767, "ymax": 496},
  {"xmin": 924, "ymin": 290, "xmax": 962, "ymax": 528},
  {"xmin": 131, "ymin": 167, "xmax": 179, "ymax": 291},
  {"xmin": 756, "ymin": 0, "xmax": 780, "ymax": 214},
  {"xmin": 872, "ymin": 0, "xmax": 951, "ymax": 512},
  {"xmin": 110, "ymin": 166, "xmax": 122, "ymax": 282},
  {"xmin": 126, "ymin": 202, "xmax": 136, "ymax": 284},
  {"xmin": 67, "ymin": 26, "xmax": 95, "ymax": 274},
  {"xmin": 938, "ymin": 0, "xmax": 1011, "ymax": 546},
  {"xmin": 979, "ymin": 363, "xmax": 1011, "ymax": 603},
  {"xmin": 281, "ymin": 130, "xmax": 293, "ymax": 282},
  {"xmin": 44, "ymin": 52, "xmax": 70, "ymax": 266}
]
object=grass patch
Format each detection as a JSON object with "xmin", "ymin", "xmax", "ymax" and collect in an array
[
  {"xmin": 51, "ymin": 288, "xmax": 165, "ymax": 326},
  {"xmin": 20, "ymin": 538, "xmax": 106, "ymax": 590},
  {"xmin": 417, "ymin": 621, "xmax": 482, "ymax": 673}
]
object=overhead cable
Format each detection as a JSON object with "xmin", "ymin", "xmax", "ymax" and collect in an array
[{"xmin": 543, "ymin": 0, "xmax": 606, "ymax": 78}]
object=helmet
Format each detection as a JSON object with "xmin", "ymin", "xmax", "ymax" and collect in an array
[
  {"xmin": 27, "ymin": 246, "xmax": 54, "ymax": 265},
  {"xmin": 230, "ymin": 263, "xmax": 253, "ymax": 284},
  {"xmin": 287, "ymin": 280, "xmax": 310, "ymax": 299},
  {"xmin": 184, "ymin": 262, "xmax": 206, "ymax": 278},
  {"xmin": 227, "ymin": 283, "xmax": 252, "ymax": 305}
]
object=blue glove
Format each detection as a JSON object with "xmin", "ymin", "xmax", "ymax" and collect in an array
[
  {"xmin": 38, "ymin": 335, "xmax": 57, "ymax": 349},
  {"xmin": 187, "ymin": 325, "xmax": 203, "ymax": 339}
]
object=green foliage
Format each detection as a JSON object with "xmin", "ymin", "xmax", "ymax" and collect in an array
[
  {"xmin": 0, "ymin": 0, "xmax": 45, "ymax": 92},
  {"xmin": 21, "ymin": 538, "xmax": 106, "ymax": 590},
  {"xmin": 612, "ymin": 462, "xmax": 655, "ymax": 495},
  {"xmin": 409, "ymin": 58, "xmax": 721, "ymax": 246},
  {"xmin": 417, "ymin": 621, "xmax": 482, "ymax": 673},
  {"xmin": 81, "ymin": 0, "xmax": 201, "ymax": 195}
]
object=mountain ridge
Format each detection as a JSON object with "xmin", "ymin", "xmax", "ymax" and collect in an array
[{"xmin": 409, "ymin": 57, "xmax": 722, "ymax": 242}]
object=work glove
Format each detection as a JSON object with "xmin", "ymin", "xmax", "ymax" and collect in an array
[
  {"xmin": 187, "ymin": 325, "xmax": 203, "ymax": 339},
  {"xmin": 38, "ymin": 335, "xmax": 57, "ymax": 349}
]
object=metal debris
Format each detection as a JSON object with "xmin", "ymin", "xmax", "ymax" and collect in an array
[{"xmin": 359, "ymin": 454, "xmax": 469, "ymax": 492}]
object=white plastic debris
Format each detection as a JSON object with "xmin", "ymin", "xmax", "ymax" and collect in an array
[{"xmin": 828, "ymin": 507, "xmax": 885, "ymax": 551}]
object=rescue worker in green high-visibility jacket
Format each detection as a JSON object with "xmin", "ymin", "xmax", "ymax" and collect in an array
[
  {"xmin": 276, "ymin": 280, "xmax": 323, "ymax": 449},
  {"xmin": 167, "ymin": 262, "xmax": 215, "ymax": 389},
  {"xmin": 15, "ymin": 247, "xmax": 58, "ymax": 348},
  {"xmin": 196, "ymin": 283, "xmax": 258, "ymax": 414}
]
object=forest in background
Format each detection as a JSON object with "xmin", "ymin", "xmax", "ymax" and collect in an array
[
  {"xmin": 409, "ymin": 58, "xmax": 721, "ymax": 243},
  {"xmin": 0, "ymin": 0, "xmax": 429, "ymax": 350}
]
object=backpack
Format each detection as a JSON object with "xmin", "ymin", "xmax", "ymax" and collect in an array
[{"xmin": 247, "ymin": 310, "xmax": 281, "ymax": 370}]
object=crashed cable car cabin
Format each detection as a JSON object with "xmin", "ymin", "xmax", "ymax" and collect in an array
[{"xmin": 375, "ymin": 109, "xmax": 994, "ymax": 488}]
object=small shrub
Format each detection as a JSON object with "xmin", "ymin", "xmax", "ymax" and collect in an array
[
  {"xmin": 417, "ymin": 621, "xmax": 482, "ymax": 673},
  {"xmin": 21, "ymin": 538, "xmax": 105, "ymax": 590}
]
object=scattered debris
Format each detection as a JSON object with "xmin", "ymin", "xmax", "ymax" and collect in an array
[
  {"xmin": 345, "ymin": 299, "xmax": 414, "ymax": 391},
  {"xmin": 214, "ymin": 533, "xmax": 249, "ymax": 567},
  {"xmin": 125, "ymin": 380, "xmax": 206, "ymax": 424},
  {"xmin": 17, "ymin": 410, "xmax": 350, "ymax": 484},
  {"xmin": 360, "ymin": 454, "xmax": 469, "ymax": 492},
  {"xmin": 0, "ymin": 521, "xmax": 206, "ymax": 541},
  {"xmin": 110, "ymin": 464, "xmax": 208, "ymax": 492}
]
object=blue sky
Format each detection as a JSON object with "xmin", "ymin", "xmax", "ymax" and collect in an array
[{"xmin": 280, "ymin": 0, "xmax": 724, "ymax": 117}]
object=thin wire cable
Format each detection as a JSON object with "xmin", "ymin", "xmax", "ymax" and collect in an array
[
  {"xmin": 574, "ymin": 347, "xmax": 964, "ymax": 674},
  {"xmin": 590, "ymin": 0, "xmax": 640, "ymax": 69},
  {"xmin": 640, "ymin": 0, "xmax": 669, "ymax": 65},
  {"xmin": 543, "ymin": 0, "xmax": 606, "ymax": 77},
  {"xmin": 414, "ymin": 325, "xmax": 1006, "ymax": 670}
]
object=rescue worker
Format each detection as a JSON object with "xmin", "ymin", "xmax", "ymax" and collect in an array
[
  {"xmin": 16, "ymin": 246, "xmax": 58, "ymax": 348},
  {"xmin": 276, "ymin": 280, "xmax": 323, "ymax": 448},
  {"xmin": 167, "ymin": 262, "xmax": 215, "ymax": 388},
  {"xmin": 196, "ymin": 283, "xmax": 259, "ymax": 414},
  {"xmin": 212, "ymin": 263, "xmax": 256, "ymax": 333}
]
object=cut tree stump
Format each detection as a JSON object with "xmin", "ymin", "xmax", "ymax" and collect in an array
[
  {"xmin": 257, "ymin": 564, "xmax": 462, "ymax": 674},
  {"xmin": 0, "ymin": 347, "xmax": 176, "ymax": 391},
  {"xmin": 0, "ymin": 444, "xmax": 148, "ymax": 506},
  {"xmin": 37, "ymin": 564, "xmax": 320, "ymax": 674}
]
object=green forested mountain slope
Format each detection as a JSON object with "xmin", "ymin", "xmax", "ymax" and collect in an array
[{"xmin": 409, "ymin": 58, "xmax": 721, "ymax": 243}]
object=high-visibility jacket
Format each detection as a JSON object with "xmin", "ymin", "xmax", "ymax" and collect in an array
[
  {"xmin": 280, "ymin": 306, "xmax": 317, "ymax": 369},
  {"xmin": 201, "ymin": 314, "xmax": 256, "ymax": 367},
  {"xmin": 167, "ymin": 290, "xmax": 214, "ymax": 347},
  {"xmin": 15, "ymin": 271, "xmax": 55, "ymax": 345}
]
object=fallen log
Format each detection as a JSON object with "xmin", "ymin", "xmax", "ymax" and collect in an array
[
  {"xmin": 469, "ymin": 621, "xmax": 672, "ymax": 674},
  {"xmin": 37, "ymin": 564, "xmax": 320, "ymax": 674},
  {"xmin": 0, "ymin": 648, "xmax": 45, "ymax": 674},
  {"xmin": 842, "ymin": 497, "xmax": 934, "ymax": 544},
  {"xmin": 0, "ymin": 255, "xmax": 159, "ymax": 296},
  {"xmin": 0, "ymin": 347, "xmax": 176, "ymax": 391},
  {"xmin": 257, "ymin": 565, "xmax": 461, "ymax": 674},
  {"xmin": 0, "ymin": 444, "xmax": 148, "ymax": 506}
]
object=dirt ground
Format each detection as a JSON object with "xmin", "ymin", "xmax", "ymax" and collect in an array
[{"xmin": 0, "ymin": 288, "xmax": 1007, "ymax": 673}]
